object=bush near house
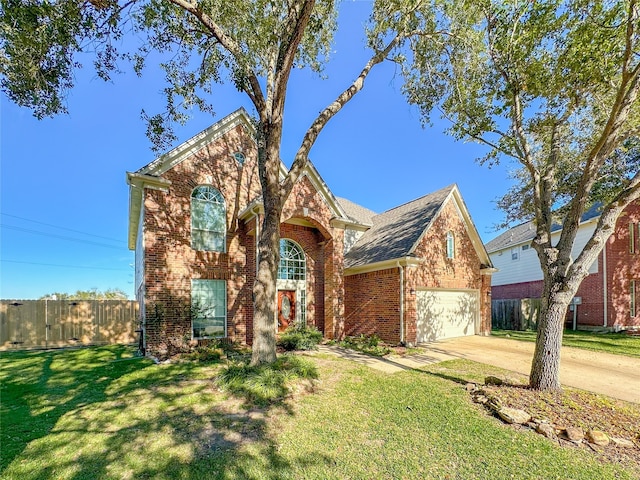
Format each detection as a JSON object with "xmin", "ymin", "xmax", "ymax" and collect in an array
[{"xmin": 277, "ymin": 324, "xmax": 323, "ymax": 351}]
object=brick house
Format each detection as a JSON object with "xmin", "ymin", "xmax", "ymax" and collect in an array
[
  {"xmin": 486, "ymin": 202, "xmax": 640, "ymax": 331},
  {"xmin": 127, "ymin": 108, "xmax": 494, "ymax": 356}
]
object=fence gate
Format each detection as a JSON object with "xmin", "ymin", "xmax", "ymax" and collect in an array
[{"xmin": 0, "ymin": 300, "xmax": 139, "ymax": 350}]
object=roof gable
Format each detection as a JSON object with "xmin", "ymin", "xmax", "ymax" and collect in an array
[
  {"xmin": 344, "ymin": 185, "xmax": 492, "ymax": 271},
  {"xmin": 137, "ymin": 108, "xmax": 255, "ymax": 176}
]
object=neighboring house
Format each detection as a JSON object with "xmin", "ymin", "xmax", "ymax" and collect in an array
[
  {"xmin": 127, "ymin": 108, "xmax": 495, "ymax": 357},
  {"xmin": 486, "ymin": 202, "xmax": 640, "ymax": 331}
]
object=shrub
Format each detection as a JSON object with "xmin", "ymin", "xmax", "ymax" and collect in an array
[
  {"xmin": 340, "ymin": 334, "xmax": 391, "ymax": 357},
  {"xmin": 277, "ymin": 324, "xmax": 323, "ymax": 351},
  {"xmin": 217, "ymin": 354, "xmax": 318, "ymax": 405}
]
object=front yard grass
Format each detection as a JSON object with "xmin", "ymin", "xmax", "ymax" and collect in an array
[
  {"xmin": 492, "ymin": 328, "xmax": 640, "ymax": 358},
  {"xmin": 1, "ymin": 345, "xmax": 638, "ymax": 479}
]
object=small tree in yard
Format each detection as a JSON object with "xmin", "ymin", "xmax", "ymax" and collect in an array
[
  {"xmin": 1, "ymin": 1, "xmax": 448, "ymax": 365},
  {"xmin": 393, "ymin": 0, "xmax": 640, "ymax": 390}
]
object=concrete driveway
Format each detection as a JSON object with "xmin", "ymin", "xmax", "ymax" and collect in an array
[
  {"xmin": 421, "ymin": 336, "xmax": 640, "ymax": 404},
  {"xmin": 320, "ymin": 335, "xmax": 640, "ymax": 403}
]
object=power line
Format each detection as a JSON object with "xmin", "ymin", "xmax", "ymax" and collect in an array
[
  {"xmin": 1, "ymin": 212, "xmax": 126, "ymax": 243},
  {"xmin": 1, "ymin": 224, "xmax": 126, "ymax": 250},
  {"xmin": 1, "ymin": 259, "xmax": 131, "ymax": 271}
]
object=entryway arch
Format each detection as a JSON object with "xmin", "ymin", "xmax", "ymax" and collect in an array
[{"xmin": 277, "ymin": 238, "xmax": 306, "ymax": 331}]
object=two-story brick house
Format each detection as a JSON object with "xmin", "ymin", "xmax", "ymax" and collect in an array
[
  {"xmin": 486, "ymin": 202, "xmax": 640, "ymax": 331},
  {"xmin": 127, "ymin": 108, "xmax": 495, "ymax": 356}
]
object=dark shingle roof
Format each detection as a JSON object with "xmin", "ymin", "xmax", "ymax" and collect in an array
[
  {"xmin": 484, "ymin": 204, "xmax": 603, "ymax": 253},
  {"xmin": 336, "ymin": 197, "xmax": 376, "ymax": 226},
  {"xmin": 344, "ymin": 185, "xmax": 455, "ymax": 269}
]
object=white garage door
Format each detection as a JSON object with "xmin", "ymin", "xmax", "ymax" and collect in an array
[{"xmin": 416, "ymin": 289, "xmax": 479, "ymax": 342}]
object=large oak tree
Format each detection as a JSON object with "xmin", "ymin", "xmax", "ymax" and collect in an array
[
  {"xmin": 1, "ymin": 0, "xmax": 444, "ymax": 365},
  {"xmin": 390, "ymin": 0, "xmax": 640, "ymax": 389}
]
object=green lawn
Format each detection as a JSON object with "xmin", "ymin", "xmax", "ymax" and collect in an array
[
  {"xmin": 1, "ymin": 345, "xmax": 638, "ymax": 479},
  {"xmin": 492, "ymin": 329, "xmax": 640, "ymax": 358}
]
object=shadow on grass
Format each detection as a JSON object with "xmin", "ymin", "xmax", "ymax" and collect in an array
[{"xmin": 0, "ymin": 346, "xmax": 326, "ymax": 479}]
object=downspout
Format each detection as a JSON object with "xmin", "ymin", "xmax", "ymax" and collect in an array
[
  {"xmin": 397, "ymin": 261, "xmax": 405, "ymax": 345},
  {"xmin": 602, "ymin": 245, "xmax": 608, "ymax": 328}
]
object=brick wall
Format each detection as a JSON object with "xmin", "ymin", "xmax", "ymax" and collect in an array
[
  {"xmin": 607, "ymin": 202, "xmax": 640, "ymax": 328},
  {"xmin": 344, "ymin": 268, "xmax": 401, "ymax": 343},
  {"xmin": 142, "ymin": 124, "xmax": 262, "ymax": 356},
  {"xmin": 406, "ymin": 199, "xmax": 491, "ymax": 342},
  {"xmin": 344, "ymin": 198, "xmax": 492, "ymax": 344}
]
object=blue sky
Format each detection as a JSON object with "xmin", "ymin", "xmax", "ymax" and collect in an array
[{"xmin": 1, "ymin": 2, "xmax": 513, "ymax": 300}]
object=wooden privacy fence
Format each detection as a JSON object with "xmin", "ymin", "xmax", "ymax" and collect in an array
[
  {"xmin": 0, "ymin": 300, "xmax": 139, "ymax": 350},
  {"xmin": 492, "ymin": 298, "xmax": 541, "ymax": 331}
]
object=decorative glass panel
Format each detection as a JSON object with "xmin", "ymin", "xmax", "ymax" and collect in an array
[
  {"xmin": 191, "ymin": 186, "xmax": 226, "ymax": 252},
  {"xmin": 233, "ymin": 152, "xmax": 245, "ymax": 165},
  {"xmin": 192, "ymin": 279, "xmax": 226, "ymax": 338},
  {"xmin": 446, "ymin": 232, "xmax": 455, "ymax": 259},
  {"xmin": 278, "ymin": 239, "xmax": 306, "ymax": 280}
]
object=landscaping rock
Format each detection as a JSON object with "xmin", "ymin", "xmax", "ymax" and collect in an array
[
  {"xmin": 465, "ymin": 382, "xmax": 477, "ymax": 392},
  {"xmin": 473, "ymin": 395, "xmax": 488, "ymax": 405},
  {"xmin": 610, "ymin": 437, "xmax": 635, "ymax": 448},
  {"xmin": 497, "ymin": 407, "xmax": 531, "ymax": 425},
  {"xmin": 536, "ymin": 423, "xmax": 557, "ymax": 440},
  {"xmin": 564, "ymin": 427, "xmax": 584, "ymax": 443},
  {"xmin": 485, "ymin": 375, "xmax": 504, "ymax": 386},
  {"xmin": 586, "ymin": 430, "xmax": 610, "ymax": 447}
]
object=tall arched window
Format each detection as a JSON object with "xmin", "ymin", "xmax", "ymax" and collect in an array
[
  {"xmin": 191, "ymin": 186, "xmax": 226, "ymax": 252},
  {"xmin": 446, "ymin": 231, "xmax": 455, "ymax": 259},
  {"xmin": 278, "ymin": 239, "xmax": 306, "ymax": 280}
]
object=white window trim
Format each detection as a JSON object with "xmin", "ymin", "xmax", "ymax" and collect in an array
[
  {"xmin": 446, "ymin": 232, "xmax": 455, "ymax": 259},
  {"xmin": 191, "ymin": 279, "xmax": 227, "ymax": 339},
  {"xmin": 191, "ymin": 185, "xmax": 227, "ymax": 253}
]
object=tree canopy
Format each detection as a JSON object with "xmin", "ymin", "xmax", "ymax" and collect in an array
[
  {"xmin": 40, "ymin": 288, "xmax": 129, "ymax": 300},
  {"xmin": 386, "ymin": 0, "xmax": 640, "ymax": 389}
]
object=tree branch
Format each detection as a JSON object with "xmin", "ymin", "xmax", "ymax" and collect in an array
[
  {"xmin": 280, "ymin": 33, "xmax": 404, "ymax": 198},
  {"xmin": 165, "ymin": 0, "xmax": 266, "ymax": 112}
]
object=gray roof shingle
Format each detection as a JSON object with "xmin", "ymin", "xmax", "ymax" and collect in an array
[
  {"xmin": 344, "ymin": 185, "xmax": 455, "ymax": 269},
  {"xmin": 484, "ymin": 204, "xmax": 603, "ymax": 253},
  {"xmin": 336, "ymin": 197, "xmax": 376, "ymax": 226}
]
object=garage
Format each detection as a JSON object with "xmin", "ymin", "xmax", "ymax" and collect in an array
[{"xmin": 416, "ymin": 289, "xmax": 479, "ymax": 342}]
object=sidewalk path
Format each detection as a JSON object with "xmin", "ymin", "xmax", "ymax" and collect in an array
[{"xmin": 319, "ymin": 336, "xmax": 640, "ymax": 403}]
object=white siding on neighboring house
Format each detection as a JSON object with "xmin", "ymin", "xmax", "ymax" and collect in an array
[{"xmin": 490, "ymin": 222, "xmax": 598, "ymax": 286}]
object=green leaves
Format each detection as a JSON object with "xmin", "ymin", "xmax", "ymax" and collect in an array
[
  {"xmin": 0, "ymin": 0, "xmax": 123, "ymax": 117},
  {"xmin": 395, "ymin": 0, "xmax": 639, "ymax": 224}
]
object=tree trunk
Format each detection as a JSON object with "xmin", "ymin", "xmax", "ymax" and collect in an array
[
  {"xmin": 529, "ymin": 296, "xmax": 569, "ymax": 390},
  {"xmin": 250, "ymin": 118, "xmax": 284, "ymax": 366},
  {"xmin": 250, "ymin": 206, "xmax": 281, "ymax": 366}
]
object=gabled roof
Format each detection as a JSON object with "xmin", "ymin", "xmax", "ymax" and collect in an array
[
  {"xmin": 485, "ymin": 203, "xmax": 603, "ymax": 253},
  {"xmin": 344, "ymin": 184, "xmax": 492, "ymax": 271},
  {"xmin": 137, "ymin": 107, "xmax": 255, "ymax": 176},
  {"xmin": 238, "ymin": 158, "xmax": 352, "ymax": 224}
]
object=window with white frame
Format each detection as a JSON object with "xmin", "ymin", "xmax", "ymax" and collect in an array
[
  {"xmin": 278, "ymin": 239, "xmax": 306, "ymax": 280},
  {"xmin": 511, "ymin": 247, "xmax": 520, "ymax": 261},
  {"xmin": 446, "ymin": 232, "xmax": 455, "ymax": 259},
  {"xmin": 631, "ymin": 223, "xmax": 637, "ymax": 254},
  {"xmin": 191, "ymin": 279, "xmax": 226, "ymax": 338},
  {"xmin": 191, "ymin": 186, "xmax": 226, "ymax": 252},
  {"xmin": 631, "ymin": 280, "xmax": 637, "ymax": 317}
]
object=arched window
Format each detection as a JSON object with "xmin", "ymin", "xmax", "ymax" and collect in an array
[
  {"xmin": 278, "ymin": 239, "xmax": 306, "ymax": 280},
  {"xmin": 446, "ymin": 231, "xmax": 455, "ymax": 259},
  {"xmin": 191, "ymin": 186, "xmax": 226, "ymax": 252}
]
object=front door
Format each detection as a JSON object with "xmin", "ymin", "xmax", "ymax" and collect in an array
[{"xmin": 277, "ymin": 290, "xmax": 296, "ymax": 332}]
